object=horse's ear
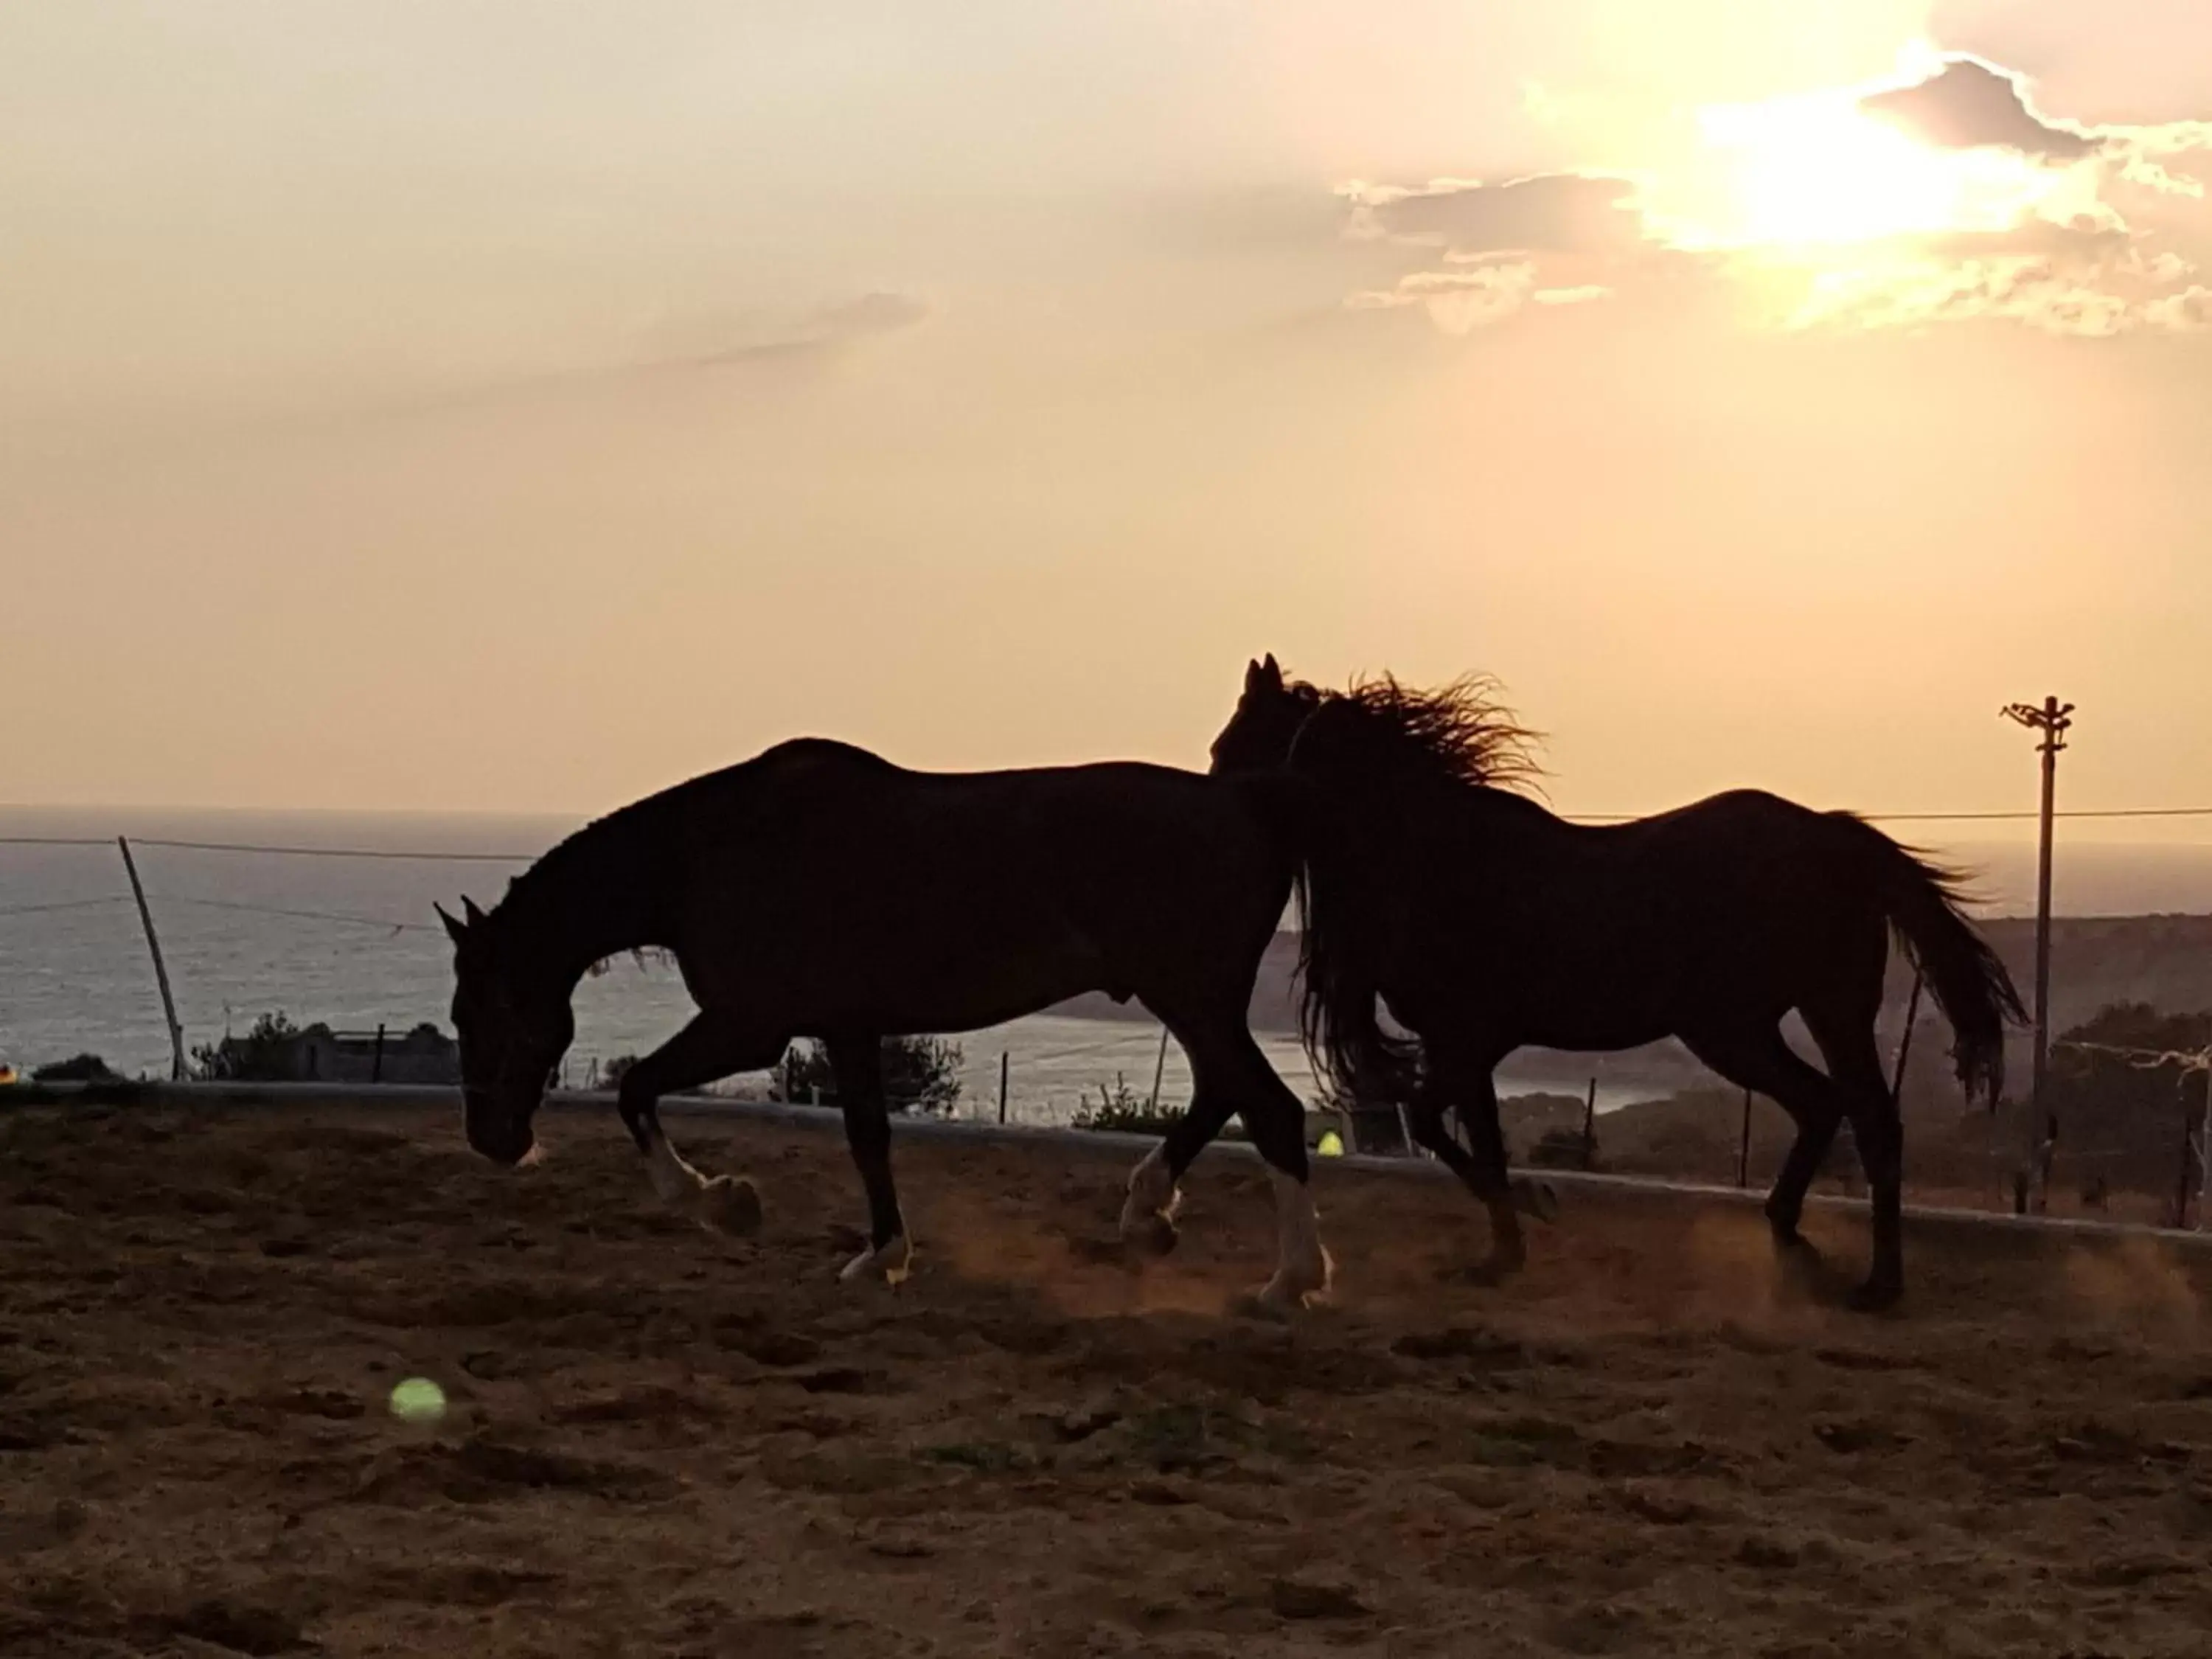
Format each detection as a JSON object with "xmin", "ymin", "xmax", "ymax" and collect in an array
[
  {"xmin": 435, "ymin": 902, "xmax": 468, "ymax": 945},
  {"xmin": 462, "ymin": 895, "xmax": 488, "ymax": 928},
  {"xmin": 1262, "ymin": 652, "xmax": 1281, "ymax": 680},
  {"xmin": 1246, "ymin": 654, "xmax": 1282, "ymax": 694}
]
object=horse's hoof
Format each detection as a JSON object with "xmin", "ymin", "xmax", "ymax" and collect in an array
[
  {"xmin": 1122, "ymin": 1211, "xmax": 1180, "ymax": 1258},
  {"xmin": 839, "ymin": 1234, "xmax": 913, "ymax": 1287},
  {"xmin": 700, "ymin": 1175, "xmax": 762, "ymax": 1237},
  {"xmin": 1771, "ymin": 1231, "xmax": 1824, "ymax": 1269},
  {"xmin": 1231, "ymin": 1288, "xmax": 1295, "ymax": 1324},
  {"xmin": 1845, "ymin": 1276, "xmax": 1902, "ymax": 1315},
  {"xmin": 1515, "ymin": 1179, "xmax": 1560, "ymax": 1224}
]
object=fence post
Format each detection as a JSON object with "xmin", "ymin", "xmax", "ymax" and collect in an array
[
  {"xmin": 116, "ymin": 837, "xmax": 186, "ymax": 1081},
  {"xmin": 998, "ymin": 1051, "xmax": 1009, "ymax": 1125},
  {"xmin": 1582, "ymin": 1077, "xmax": 1597, "ymax": 1166},
  {"xmin": 2197, "ymin": 1055, "xmax": 2212, "ymax": 1231},
  {"xmin": 1147, "ymin": 1026, "xmax": 1169, "ymax": 1114},
  {"xmin": 1890, "ymin": 968, "xmax": 1924, "ymax": 1105},
  {"xmin": 2174, "ymin": 1080, "xmax": 2197, "ymax": 1230},
  {"xmin": 371, "ymin": 1023, "xmax": 386, "ymax": 1085}
]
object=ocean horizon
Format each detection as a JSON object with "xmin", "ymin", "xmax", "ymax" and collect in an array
[{"xmin": 7, "ymin": 803, "xmax": 2211, "ymax": 1121}]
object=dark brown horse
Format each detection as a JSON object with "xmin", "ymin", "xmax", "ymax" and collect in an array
[
  {"xmin": 438, "ymin": 736, "xmax": 1331, "ymax": 1308},
  {"xmin": 1211, "ymin": 656, "xmax": 2025, "ymax": 1309}
]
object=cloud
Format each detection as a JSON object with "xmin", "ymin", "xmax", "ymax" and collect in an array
[
  {"xmin": 1346, "ymin": 262, "xmax": 1539, "ymax": 333},
  {"xmin": 2146, "ymin": 284, "xmax": 2212, "ymax": 330},
  {"xmin": 1345, "ymin": 172, "xmax": 1645, "ymax": 256},
  {"xmin": 1780, "ymin": 250, "xmax": 2212, "ymax": 337},
  {"xmin": 1859, "ymin": 57, "xmax": 2098, "ymax": 159},
  {"xmin": 1335, "ymin": 52, "xmax": 2212, "ymax": 343},
  {"xmin": 641, "ymin": 291, "xmax": 932, "ymax": 369}
]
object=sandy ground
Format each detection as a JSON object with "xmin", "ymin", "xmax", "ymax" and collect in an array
[{"xmin": 5, "ymin": 1100, "xmax": 2212, "ymax": 1658}]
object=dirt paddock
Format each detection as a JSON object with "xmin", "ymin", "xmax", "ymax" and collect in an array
[{"xmin": 5, "ymin": 1099, "xmax": 2212, "ymax": 1658}]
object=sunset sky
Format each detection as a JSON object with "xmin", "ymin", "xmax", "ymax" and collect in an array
[{"xmin": 5, "ymin": 1, "xmax": 2209, "ymax": 835}]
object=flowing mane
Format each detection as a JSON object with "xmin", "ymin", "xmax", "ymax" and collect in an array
[{"xmin": 1298, "ymin": 673, "xmax": 1548, "ymax": 796}]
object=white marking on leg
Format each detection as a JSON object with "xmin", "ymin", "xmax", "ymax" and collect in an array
[
  {"xmin": 839, "ymin": 1234, "xmax": 912, "ymax": 1286},
  {"xmin": 1260, "ymin": 1168, "xmax": 1331, "ymax": 1309},
  {"xmin": 645, "ymin": 1126, "xmax": 708, "ymax": 1206},
  {"xmin": 1119, "ymin": 1144, "xmax": 1183, "ymax": 1243},
  {"xmin": 643, "ymin": 1127, "xmax": 761, "ymax": 1235}
]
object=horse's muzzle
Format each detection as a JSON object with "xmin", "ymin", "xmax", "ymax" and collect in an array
[{"xmin": 465, "ymin": 1116, "xmax": 535, "ymax": 1168}]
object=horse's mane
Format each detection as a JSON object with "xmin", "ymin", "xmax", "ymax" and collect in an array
[{"xmin": 1301, "ymin": 672, "xmax": 1547, "ymax": 796}]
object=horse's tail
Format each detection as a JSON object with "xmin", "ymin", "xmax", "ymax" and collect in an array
[
  {"xmin": 1839, "ymin": 814, "xmax": 2028, "ymax": 1105},
  {"xmin": 1291, "ymin": 810, "xmax": 1424, "ymax": 1110}
]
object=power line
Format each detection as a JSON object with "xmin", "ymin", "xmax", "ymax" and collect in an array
[
  {"xmin": 147, "ymin": 893, "xmax": 440, "ymax": 935},
  {"xmin": 1562, "ymin": 807, "xmax": 2212, "ymax": 824},
  {"xmin": 0, "ymin": 835, "xmax": 535, "ymax": 859},
  {"xmin": 0, "ymin": 894, "xmax": 133, "ymax": 919},
  {"xmin": 133, "ymin": 838, "xmax": 535, "ymax": 862}
]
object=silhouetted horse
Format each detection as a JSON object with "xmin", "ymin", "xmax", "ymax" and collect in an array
[
  {"xmin": 437, "ymin": 737, "xmax": 1333, "ymax": 1308},
  {"xmin": 1211, "ymin": 656, "xmax": 2025, "ymax": 1308}
]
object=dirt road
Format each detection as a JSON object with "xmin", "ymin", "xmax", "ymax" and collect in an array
[{"xmin": 4, "ymin": 1099, "xmax": 2211, "ymax": 1656}]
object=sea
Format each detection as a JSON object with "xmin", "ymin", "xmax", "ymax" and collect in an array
[{"xmin": 7, "ymin": 804, "xmax": 2212, "ymax": 1124}]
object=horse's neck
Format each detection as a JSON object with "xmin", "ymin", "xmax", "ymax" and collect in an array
[{"xmin": 504, "ymin": 811, "xmax": 672, "ymax": 990}]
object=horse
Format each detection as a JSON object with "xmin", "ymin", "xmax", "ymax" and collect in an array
[
  {"xmin": 1210, "ymin": 655, "xmax": 2026, "ymax": 1309},
  {"xmin": 437, "ymin": 734, "xmax": 1335, "ymax": 1309}
]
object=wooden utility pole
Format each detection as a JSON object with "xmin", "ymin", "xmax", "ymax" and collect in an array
[
  {"xmin": 116, "ymin": 837, "xmax": 186, "ymax": 1080},
  {"xmin": 2003, "ymin": 696, "xmax": 2073, "ymax": 1211},
  {"xmin": 1889, "ymin": 969, "xmax": 1924, "ymax": 1105}
]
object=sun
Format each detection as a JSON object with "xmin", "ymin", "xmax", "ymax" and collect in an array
[{"xmin": 1658, "ymin": 83, "xmax": 2065, "ymax": 254}]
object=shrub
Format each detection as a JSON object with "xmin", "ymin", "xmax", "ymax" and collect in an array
[
  {"xmin": 1071, "ymin": 1073, "xmax": 1185, "ymax": 1135},
  {"xmin": 31, "ymin": 1052, "xmax": 123, "ymax": 1084},
  {"xmin": 779, "ymin": 1035, "xmax": 964, "ymax": 1116},
  {"xmin": 191, "ymin": 1012, "xmax": 302, "ymax": 1082}
]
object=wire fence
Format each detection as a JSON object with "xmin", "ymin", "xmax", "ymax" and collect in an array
[
  {"xmin": 5, "ymin": 810, "xmax": 2212, "ymax": 1217},
  {"xmin": 0, "ymin": 830, "xmax": 1287, "ymax": 1126}
]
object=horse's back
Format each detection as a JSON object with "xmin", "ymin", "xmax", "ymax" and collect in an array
[{"xmin": 652, "ymin": 742, "xmax": 1288, "ymax": 1020}]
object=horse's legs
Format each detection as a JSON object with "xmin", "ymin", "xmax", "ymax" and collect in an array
[
  {"xmin": 1680, "ymin": 1023, "xmax": 1848, "ymax": 1254},
  {"xmin": 1804, "ymin": 1004, "xmax": 1905, "ymax": 1310},
  {"xmin": 1149, "ymin": 1011, "xmax": 1331, "ymax": 1310},
  {"xmin": 1117, "ymin": 1085, "xmax": 1233, "ymax": 1253},
  {"xmin": 613, "ymin": 1012, "xmax": 786, "ymax": 1236},
  {"xmin": 1402, "ymin": 1055, "xmax": 1550, "ymax": 1278},
  {"xmin": 825, "ymin": 1033, "xmax": 912, "ymax": 1286}
]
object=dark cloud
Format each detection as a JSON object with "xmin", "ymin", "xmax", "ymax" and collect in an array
[
  {"xmin": 1859, "ymin": 58, "xmax": 2097, "ymax": 160},
  {"xmin": 1357, "ymin": 173, "xmax": 1644, "ymax": 255}
]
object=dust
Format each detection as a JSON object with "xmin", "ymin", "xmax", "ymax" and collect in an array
[
  {"xmin": 2059, "ymin": 1234, "xmax": 2205, "ymax": 1338},
  {"xmin": 1638, "ymin": 1207, "xmax": 1834, "ymax": 1343},
  {"xmin": 917, "ymin": 1183, "xmax": 1234, "ymax": 1321}
]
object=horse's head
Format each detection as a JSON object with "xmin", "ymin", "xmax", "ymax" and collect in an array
[
  {"xmin": 1209, "ymin": 654, "xmax": 1323, "ymax": 775},
  {"xmin": 438, "ymin": 896, "xmax": 573, "ymax": 1166}
]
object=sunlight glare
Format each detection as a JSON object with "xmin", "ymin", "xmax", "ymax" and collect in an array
[{"xmin": 1671, "ymin": 85, "xmax": 2064, "ymax": 253}]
